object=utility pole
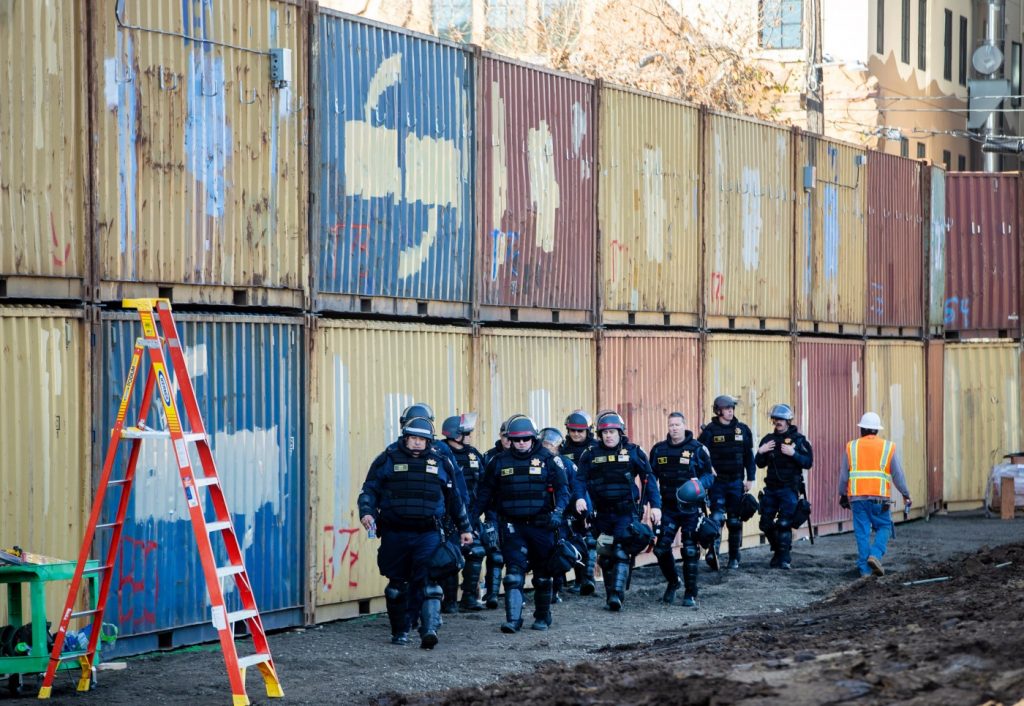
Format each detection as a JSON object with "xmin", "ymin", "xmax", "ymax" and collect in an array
[{"xmin": 805, "ymin": 0, "xmax": 825, "ymax": 133}]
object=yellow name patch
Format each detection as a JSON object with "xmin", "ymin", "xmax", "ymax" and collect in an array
[
  {"xmin": 394, "ymin": 464, "xmax": 408, "ymax": 472},
  {"xmin": 501, "ymin": 468, "xmax": 514, "ymax": 477}
]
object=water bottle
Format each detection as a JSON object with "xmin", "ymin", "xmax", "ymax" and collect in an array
[{"xmin": 367, "ymin": 522, "xmax": 377, "ymax": 540}]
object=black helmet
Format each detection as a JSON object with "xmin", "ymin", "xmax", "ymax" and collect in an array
[
  {"xmin": 713, "ymin": 394, "xmax": 739, "ymax": 414},
  {"xmin": 538, "ymin": 427, "xmax": 564, "ymax": 447},
  {"xmin": 441, "ymin": 416, "xmax": 462, "ymax": 440},
  {"xmin": 402, "ymin": 416, "xmax": 435, "ymax": 440},
  {"xmin": 595, "ymin": 411, "xmax": 626, "ymax": 434},
  {"xmin": 500, "ymin": 414, "xmax": 526, "ymax": 437},
  {"xmin": 676, "ymin": 478, "xmax": 707, "ymax": 509},
  {"xmin": 506, "ymin": 415, "xmax": 539, "ymax": 439},
  {"xmin": 400, "ymin": 402, "xmax": 435, "ymax": 425},
  {"xmin": 738, "ymin": 493, "xmax": 759, "ymax": 522},
  {"xmin": 768, "ymin": 403, "xmax": 794, "ymax": 421},
  {"xmin": 564, "ymin": 410, "xmax": 593, "ymax": 431}
]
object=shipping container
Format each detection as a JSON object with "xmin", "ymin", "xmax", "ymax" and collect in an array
[
  {"xmin": 477, "ymin": 55, "xmax": 595, "ymax": 323},
  {"xmin": 863, "ymin": 341, "xmax": 927, "ymax": 520},
  {"xmin": 703, "ymin": 113, "xmax": 793, "ymax": 331},
  {"xmin": 308, "ymin": 320, "xmax": 472, "ymax": 622},
  {"xmin": 925, "ymin": 339, "xmax": 944, "ymax": 511},
  {"xmin": 91, "ymin": 0, "xmax": 308, "ymax": 308},
  {"xmin": 794, "ymin": 338, "xmax": 863, "ymax": 534},
  {"xmin": 796, "ymin": 134, "xmax": 868, "ymax": 334},
  {"xmin": 96, "ymin": 312, "xmax": 306, "ymax": 656},
  {"xmin": 597, "ymin": 86, "xmax": 700, "ymax": 326},
  {"xmin": 927, "ymin": 166, "xmax": 947, "ymax": 336},
  {"xmin": 597, "ymin": 331, "xmax": 702, "ymax": 453},
  {"xmin": 865, "ymin": 152, "xmax": 924, "ymax": 334},
  {"xmin": 943, "ymin": 342, "xmax": 1022, "ymax": 509},
  {"xmin": 312, "ymin": 11, "xmax": 474, "ymax": 318},
  {"xmin": 0, "ymin": 1, "xmax": 88, "ymax": 299},
  {"xmin": 703, "ymin": 334, "xmax": 793, "ymax": 543},
  {"xmin": 944, "ymin": 173, "xmax": 1021, "ymax": 338},
  {"xmin": 474, "ymin": 328, "xmax": 596, "ymax": 444},
  {"xmin": 0, "ymin": 306, "xmax": 91, "ymax": 625}
]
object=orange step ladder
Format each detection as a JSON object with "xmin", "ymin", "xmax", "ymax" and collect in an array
[{"xmin": 38, "ymin": 299, "xmax": 283, "ymax": 705}]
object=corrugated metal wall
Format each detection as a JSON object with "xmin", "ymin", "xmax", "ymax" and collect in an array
[
  {"xmin": 0, "ymin": 307, "xmax": 90, "ymax": 625},
  {"xmin": 866, "ymin": 152, "xmax": 924, "ymax": 331},
  {"xmin": 863, "ymin": 341, "xmax": 927, "ymax": 520},
  {"xmin": 944, "ymin": 173, "xmax": 1021, "ymax": 337},
  {"xmin": 478, "ymin": 55, "xmax": 594, "ymax": 317},
  {"xmin": 927, "ymin": 166, "xmax": 947, "ymax": 335},
  {"xmin": 597, "ymin": 331, "xmax": 702, "ymax": 454},
  {"xmin": 0, "ymin": 1, "xmax": 88, "ymax": 297},
  {"xmin": 796, "ymin": 135, "xmax": 867, "ymax": 331},
  {"xmin": 704, "ymin": 113, "xmax": 793, "ymax": 326},
  {"xmin": 943, "ymin": 342, "xmax": 1022, "ymax": 508},
  {"xmin": 925, "ymin": 340, "xmax": 944, "ymax": 511},
  {"xmin": 308, "ymin": 320, "xmax": 472, "ymax": 621},
  {"xmin": 91, "ymin": 0, "xmax": 308, "ymax": 306},
  {"xmin": 474, "ymin": 329, "xmax": 596, "ymax": 444},
  {"xmin": 313, "ymin": 12, "xmax": 474, "ymax": 315},
  {"xmin": 795, "ymin": 338, "xmax": 863, "ymax": 533},
  {"xmin": 97, "ymin": 312, "xmax": 306, "ymax": 655},
  {"xmin": 598, "ymin": 87, "xmax": 700, "ymax": 325}
]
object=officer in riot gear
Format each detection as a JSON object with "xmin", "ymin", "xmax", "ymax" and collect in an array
[
  {"xmin": 649, "ymin": 412, "xmax": 715, "ymax": 606},
  {"xmin": 537, "ymin": 427, "xmax": 584, "ymax": 603},
  {"xmin": 358, "ymin": 417, "xmax": 474, "ymax": 649},
  {"xmin": 474, "ymin": 416, "xmax": 570, "ymax": 633},
  {"xmin": 755, "ymin": 404, "xmax": 813, "ymax": 570},
  {"xmin": 698, "ymin": 394, "xmax": 756, "ymax": 570},
  {"xmin": 574, "ymin": 411, "xmax": 663, "ymax": 611},
  {"xmin": 441, "ymin": 413, "xmax": 487, "ymax": 611},
  {"xmin": 479, "ymin": 416, "xmax": 519, "ymax": 608},
  {"xmin": 559, "ymin": 410, "xmax": 599, "ymax": 595}
]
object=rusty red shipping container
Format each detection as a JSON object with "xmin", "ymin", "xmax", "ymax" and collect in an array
[
  {"xmin": 477, "ymin": 54, "xmax": 595, "ymax": 323},
  {"xmin": 866, "ymin": 152, "xmax": 925, "ymax": 333},
  {"xmin": 794, "ymin": 338, "xmax": 864, "ymax": 535},
  {"xmin": 944, "ymin": 173, "xmax": 1021, "ymax": 338},
  {"xmin": 926, "ymin": 340, "xmax": 944, "ymax": 512}
]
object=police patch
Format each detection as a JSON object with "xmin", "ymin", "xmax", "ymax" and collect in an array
[
  {"xmin": 683, "ymin": 451, "xmax": 692, "ymax": 457},
  {"xmin": 530, "ymin": 458, "xmax": 542, "ymax": 466},
  {"xmin": 618, "ymin": 454, "xmax": 629, "ymax": 462},
  {"xmin": 554, "ymin": 457, "xmax": 565, "ymax": 469},
  {"xmin": 427, "ymin": 458, "xmax": 438, "ymax": 465},
  {"xmin": 657, "ymin": 457, "xmax": 668, "ymax": 464},
  {"xmin": 426, "ymin": 466, "xmax": 439, "ymax": 474},
  {"xmin": 500, "ymin": 467, "xmax": 514, "ymax": 477},
  {"xmin": 784, "ymin": 438, "xmax": 793, "ymax": 444},
  {"xmin": 714, "ymin": 435, "xmax": 726, "ymax": 443},
  {"xmin": 393, "ymin": 464, "xmax": 409, "ymax": 472}
]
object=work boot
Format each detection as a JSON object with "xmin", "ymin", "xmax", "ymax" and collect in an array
[
  {"xmin": 867, "ymin": 555, "xmax": 884, "ymax": 576},
  {"xmin": 705, "ymin": 544, "xmax": 720, "ymax": 572},
  {"xmin": 727, "ymin": 532, "xmax": 742, "ymax": 569},
  {"xmin": 501, "ymin": 588, "xmax": 524, "ymax": 633},
  {"xmin": 484, "ymin": 564, "xmax": 502, "ymax": 609},
  {"xmin": 605, "ymin": 561, "xmax": 629, "ymax": 612},
  {"xmin": 780, "ymin": 551, "xmax": 792, "ymax": 570},
  {"xmin": 551, "ymin": 576, "xmax": 563, "ymax": 604},
  {"xmin": 441, "ymin": 574, "xmax": 459, "ymax": 614},
  {"xmin": 385, "ymin": 585, "xmax": 410, "ymax": 646},
  {"xmin": 681, "ymin": 594, "xmax": 697, "ymax": 608},
  {"xmin": 579, "ymin": 548, "xmax": 597, "ymax": 596},
  {"xmin": 682, "ymin": 552, "xmax": 699, "ymax": 606},
  {"xmin": 770, "ymin": 552, "xmax": 783, "ymax": 569},
  {"xmin": 419, "ymin": 588, "xmax": 442, "ymax": 650},
  {"xmin": 728, "ymin": 557, "xmax": 741, "ymax": 570},
  {"xmin": 656, "ymin": 551, "xmax": 681, "ymax": 604},
  {"xmin": 531, "ymin": 577, "xmax": 553, "ymax": 631}
]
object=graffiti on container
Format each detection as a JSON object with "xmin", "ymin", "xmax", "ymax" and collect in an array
[
  {"xmin": 490, "ymin": 229, "xmax": 521, "ymax": 287},
  {"xmin": 117, "ymin": 536, "xmax": 158, "ymax": 628},
  {"xmin": 321, "ymin": 525, "xmax": 361, "ymax": 591},
  {"xmin": 868, "ymin": 282, "xmax": 885, "ymax": 316},
  {"xmin": 944, "ymin": 296, "xmax": 970, "ymax": 328},
  {"xmin": 50, "ymin": 212, "xmax": 72, "ymax": 268},
  {"xmin": 608, "ymin": 239, "xmax": 628, "ymax": 285},
  {"xmin": 710, "ymin": 272, "xmax": 726, "ymax": 301}
]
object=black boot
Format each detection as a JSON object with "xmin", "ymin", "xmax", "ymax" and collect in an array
[
  {"xmin": 419, "ymin": 583, "xmax": 442, "ymax": 649},
  {"xmin": 656, "ymin": 551, "xmax": 681, "ymax": 604},
  {"xmin": 483, "ymin": 558, "xmax": 503, "ymax": 609},
  {"xmin": 551, "ymin": 575, "xmax": 563, "ymax": 604},
  {"xmin": 778, "ymin": 525, "xmax": 793, "ymax": 570},
  {"xmin": 727, "ymin": 531, "xmax": 742, "ymax": 570},
  {"xmin": 578, "ymin": 549, "xmax": 597, "ymax": 596},
  {"xmin": 500, "ymin": 573, "xmax": 525, "ymax": 633},
  {"xmin": 682, "ymin": 548, "xmax": 699, "ymax": 608},
  {"xmin": 606, "ymin": 561, "xmax": 629, "ymax": 612},
  {"xmin": 385, "ymin": 582, "xmax": 410, "ymax": 645},
  {"xmin": 441, "ymin": 573, "xmax": 459, "ymax": 614},
  {"xmin": 531, "ymin": 577, "xmax": 554, "ymax": 630},
  {"xmin": 459, "ymin": 558, "xmax": 485, "ymax": 611},
  {"xmin": 705, "ymin": 537, "xmax": 721, "ymax": 571}
]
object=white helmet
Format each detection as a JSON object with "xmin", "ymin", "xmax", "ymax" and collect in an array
[{"xmin": 858, "ymin": 412, "xmax": 883, "ymax": 430}]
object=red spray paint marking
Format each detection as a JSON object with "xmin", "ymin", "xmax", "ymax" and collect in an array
[
  {"xmin": 321, "ymin": 525, "xmax": 362, "ymax": 591},
  {"xmin": 50, "ymin": 212, "xmax": 71, "ymax": 268},
  {"xmin": 117, "ymin": 537, "xmax": 158, "ymax": 628}
]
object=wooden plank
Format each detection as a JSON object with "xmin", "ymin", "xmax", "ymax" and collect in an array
[{"xmin": 1001, "ymin": 476, "xmax": 1016, "ymax": 520}]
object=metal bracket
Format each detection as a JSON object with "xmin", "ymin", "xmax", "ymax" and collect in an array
[
  {"xmin": 158, "ymin": 67, "xmax": 179, "ymax": 92},
  {"xmin": 238, "ymin": 82, "xmax": 257, "ymax": 105}
]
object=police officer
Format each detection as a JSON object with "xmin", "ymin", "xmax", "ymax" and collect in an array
[
  {"xmin": 537, "ymin": 427, "xmax": 583, "ymax": 603},
  {"xmin": 358, "ymin": 417, "xmax": 474, "ymax": 649},
  {"xmin": 474, "ymin": 416, "xmax": 570, "ymax": 633},
  {"xmin": 650, "ymin": 412, "xmax": 715, "ymax": 606},
  {"xmin": 698, "ymin": 395, "xmax": 756, "ymax": 570},
  {"xmin": 559, "ymin": 410, "xmax": 599, "ymax": 595},
  {"xmin": 755, "ymin": 404, "xmax": 813, "ymax": 570},
  {"xmin": 574, "ymin": 411, "xmax": 662, "ymax": 612},
  {"xmin": 441, "ymin": 413, "xmax": 487, "ymax": 611},
  {"xmin": 479, "ymin": 416, "xmax": 518, "ymax": 609}
]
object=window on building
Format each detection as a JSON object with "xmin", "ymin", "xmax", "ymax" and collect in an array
[
  {"xmin": 957, "ymin": 154, "xmax": 966, "ymax": 171},
  {"xmin": 958, "ymin": 16, "xmax": 968, "ymax": 86},
  {"xmin": 877, "ymin": 0, "xmax": 886, "ymax": 54},
  {"xmin": 917, "ymin": 142, "xmax": 926, "ymax": 159},
  {"xmin": 900, "ymin": 138, "xmax": 910, "ymax": 157},
  {"xmin": 917, "ymin": 0, "xmax": 927, "ymax": 70},
  {"xmin": 760, "ymin": 0, "xmax": 803, "ymax": 49},
  {"xmin": 901, "ymin": 0, "xmax": 911, "ymax": 63},
  {"xmin": 433, "ymin": 0, "xmax": 472, "ymax": 41},
  {"xmin": 1013, "ymin": 42, "xmax": 1022, "ymax": 108},
  {"xmin": 943, "ymin": 10, "xmax": 952, "ymax": 80},
  {"xmin": 942, "ymin": 150, "xmax": 951, "ymax": 170}
]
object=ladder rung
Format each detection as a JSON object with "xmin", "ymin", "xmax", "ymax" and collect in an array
[
  {"xmin": 107, "ymin": 479, "xmax": 131, "ymax": 486},
  {"xmin": 121, "ymin": 428, "xmax": 206, "ymax": 443},
  {"xmin": 194, "ymin": 476, "xmax": 219, "ymax": 488},
  {"xmin": 236, "ymin": 653, "xmax": 271, "ymax": 670},
  {"xmin": 70, "ymin": 609, "xmax": 99, "ymax": 619},
  {"xmin": 226, "ymin": 609, "xmax": 258, "ymax": 624},
  {"xmin": 216, "ymin": 564, "xmax": 245, "ymax": 579},
  {"xmin": 95, "ymin": 522, "xmax": 120, "ymax": 530},
  {"xmin": 206, "ymin": 521, "xmax": 232, "ymax": 533},
  {"xmin": 58, "ymin": 650, "xmax": 90, "ymax": 661}
]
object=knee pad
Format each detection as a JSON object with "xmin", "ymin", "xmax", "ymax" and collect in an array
[
  {"xmin": 711, "ymin": 509, "xmax": 726, "ymax": 525},
  {"xmin": 759, "ymin": 516, "xmax": 775, "ymax": 534},
  {"xmin": 683, "ymin": 542, "xmax": 699, "ymax": 560},
  {"xmin": 777, "ymin": 516, "xmax": 792, "ymax": 530},
  {"xmin": 503, "ymin": 572, "xmax": 525, "ymax": 591},
  {"xmin": 423, "ymin": 582, "xmax": 444, "ymax": 600},
  {"xmin": 613, "ymin": 545, "xmax": 630, "ymax": 563},
  {"xmin": 726, "ymin": 517, "xmax": 743, "ymax": 532},
  {"xmin": 652, "ymin": 540, "xmax": 674, "ymax": 559},
  {"xmin": 385, "ymin": 581, "xmax": 408, "ymax": 601},
  {"xmin": 533, "ymin": 576, "xmax": 553, "ymax": 589},
  {"xmin": 489, "ymin": 551, "xmax": 504, "ymax": 568}
]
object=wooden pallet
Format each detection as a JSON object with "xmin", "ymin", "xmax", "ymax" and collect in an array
[
  {"xmin": 99, "ymin": 281, "xmax": 305, "ymax": 309},
  {"xmin": 314, "ymin": 292, "xmax": 470, "ymax": 320},
  {"xmin": 796, "ymin": 320, "xmax": 866, "ymax": 336},
  {"xmin": 476, "ymin": 305, "xmax": 591, "ymax": 325},
  {"xmin": 0, "ymin": 275, "xmax": 84, "ymax": 301},
  {"xmin": 866, "ymin": 325, "xmax": 925, "ymax": 338},
  {"xmin": 602, "ymin": 310, "xmax": 699, "ymax": 327},
  {"xmin": 705, "ymin": 315, "xmax": 790, "ymax": 333}
]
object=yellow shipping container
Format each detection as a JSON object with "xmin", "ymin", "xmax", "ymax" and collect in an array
[
  {"xmin": 864, "ymin": 341, "xmax": 927, "ymax": 519},
  {"xmin": 0, "ymin": 1, "xmax": 88, "ymax": 298},
  {"xmin": 943, "ymin": 342, "xmax": 1022, "ymax": 509},
  {"xmin": 308, "ymin": 320, "xmax": 472, "ymax": 622},
  {"xmin": 0, "ymin": 307, "xmax": 91, "ymax": 624},
  {"xmin": 598, "ymin": 86, "xmax": 700, "ymax": 325},
  {"xmin": 91, "ymin": 0, "xmax": 308, "ymax": 307},
  {"xmin": 703, "ymin": 113, "xmax": 794, "ymax": 329},
  {"xmin": 796, "ymin": 135, "xmax": 868, "ymax": 332}
]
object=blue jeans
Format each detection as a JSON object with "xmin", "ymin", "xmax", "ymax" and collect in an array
[{"xmin": 851, "ymin": 499, "xmax": 893, "ymax": 575}]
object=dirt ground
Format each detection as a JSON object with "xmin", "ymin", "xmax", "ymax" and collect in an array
[{"xmin": 9, "ymin": 512, "xmax": 1024, "ymax": 705}]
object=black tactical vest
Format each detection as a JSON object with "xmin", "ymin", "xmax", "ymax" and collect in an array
[
  {"xmin": 495, "ymin": 450, "xmax": 552, "ymax": 521},
  {"xmin": 381, "ymin": 451, "xmax": 446, "ymax": 527},
  {"xmin": 447, "ymin": 443, "xmax": 483, "ymax": 498},
  {"xmin": 586, "ymin": 446, "xmax": 637, "ymax": 513},
  {"xmin": 763, "ymin": 429, "xmax": 809, "ymax": 489},
  {"xmin": 650, "ymin": 437, "xmax": 703, "ymax": 511},
  {"xmin": 559, "ymin": 437, "xmax": 596, "ymax": 463},
  {"xmin": 702, "ymin": 419, "xmax": 748, "ymax": 480}
]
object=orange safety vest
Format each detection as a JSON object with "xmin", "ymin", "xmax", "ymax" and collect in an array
[{"xmin": 846, "ymin": 435, "xmax": 895, "ymax": 498}]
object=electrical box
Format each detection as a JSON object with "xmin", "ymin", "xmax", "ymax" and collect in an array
[
  {"xmin": 270, "ymin": 48, "xmax": 292, "ymax": 88},
  {"xmin": 854, "ymin": 154, "xmax": 868, "ymax": 167},
  {"xmin": 803, "ymin": 165, "xmax": 816, "ymax": 191}
]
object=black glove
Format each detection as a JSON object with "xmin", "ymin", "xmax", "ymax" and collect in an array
[
  {"xmin": 839, "ymin": 494, "xmax": 850, "ymax": 510},
  {"xmin": 547, "ymin": 510, "xmax": 564, "ymax": 530}
]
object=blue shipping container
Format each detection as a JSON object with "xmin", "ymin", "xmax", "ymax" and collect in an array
[
  {"xmin": 314, "ymin": 11, "xmax": 474, "ymax": 307},
  {"xmin": 97, "ymin": 313, "xmax": 305, "ymax": 656}
]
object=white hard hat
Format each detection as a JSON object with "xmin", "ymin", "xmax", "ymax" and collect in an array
[{"xmin": 858, "ymin": 412, "xmax": 883, "ymax": 430}]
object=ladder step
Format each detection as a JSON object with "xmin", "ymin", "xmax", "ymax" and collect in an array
[
  {"xmin": 216, "ymin": 564, "xmax": 245, "ymax": 579},
  {"xmin": 194, "ymin": 476, "xmax": 219, "ymax": 488},
  {"xmin": 95, "ymin": 522, "xmax": 121, "ymax": 530},
  {"xmin": 226, "ymin": 609, "xmax": 258, "ymax": 624},
  {"xmin": 206, "ymin": 521, "xmax": 232, "ymax": 533},
  {"xmin": 107, "ymin": 479, "xmax": 131, "ymax": 487},
  {"xmin": 121, "ymin": 428, "xmax": 206, "ymax": 442},
  {"xmin": 236, "ymin": 653, "xmax": 271, "ymax": 670},
  {"xmin": 70, "ymin": 609, "xmax": 99, "ymax": 619},
  {"xmin": 58, "ymin": 650, "xmax": 90, "ymax": 661}
]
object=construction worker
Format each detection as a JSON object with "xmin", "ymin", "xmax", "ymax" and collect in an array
[
  {"xmin": 358, "ymin": 417, "xmax": 473, "ymax": 649},
  {"xmin": 755, "ymin": 404, "xmax": 813, "ymax": 570},
  {"xmin": 649, "ymin": 412, "xmax": 715, "ymax": 606},
  {"xmin": 473, "ymin": 416, "xmax": 570, "ymax": 633},
  {"xmin": 839, "ymin": 412, "xmax": 912, "ymax": 578},
  {"xmin": 441, "ymin": 413, "xmax": 487, "ymax": 611},
  {"xmin": 698, "ymin": 394, "xmax": 756, "ymax": 570},
  {"xmin": 574, "ymin": 411, "xmax": 662, "ymax": 612},
  {"xmin": 559, "ymin": 410, "xmax": 599, "ymax": 595}
]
